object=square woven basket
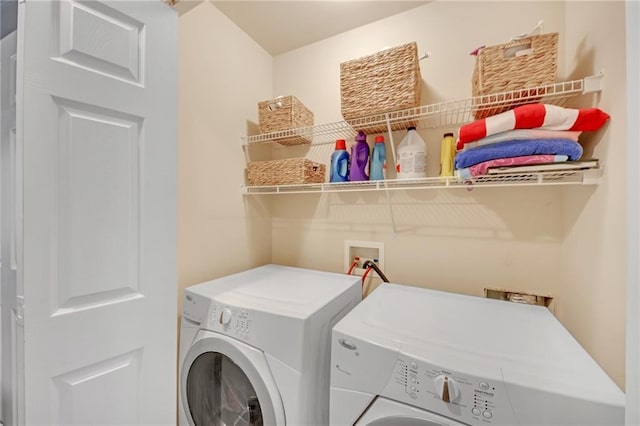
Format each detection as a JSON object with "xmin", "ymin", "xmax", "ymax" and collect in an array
[
  {"xmin": 340, "ymin": 42, "xmax": 421, "ymax": 132},
  {"xmin": 258, "ymin": 96, "xmax": 314, "ymax": 146},
  {"xmin": 247, "ymin": 158, "xmax": 326, "ymax": 186},
  {"xmin": 472, "ymin": 33, "xmax": 558, "ymax": 119}
]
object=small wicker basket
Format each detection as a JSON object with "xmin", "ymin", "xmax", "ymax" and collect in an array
[
  {"xmin": 340, "ymin": 42, "xmax": 421, "ymax": 132},
  {"xmin": 472, "ymin": 33, "xmax": 558, "ymax": 119},
  {"xmin": 247, "ymin": 158, "xmax": 326, "ymax": 186},
  {"xmin": 258, "ymin": 96, "xmax": 314, "ymax": 146}
]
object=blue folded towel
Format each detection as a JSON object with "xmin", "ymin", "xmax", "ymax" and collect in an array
[{"xmin": 454, "ymin": 138, "xmax": 583, "ymax": 170}]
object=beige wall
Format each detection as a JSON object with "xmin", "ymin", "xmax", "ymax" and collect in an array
[
  {"xmin": 559, "ymin": 2, "xmax": 627, "ymax": 388},
  {"xmin": 272, "ymin": 5, "xmax": 566, "ymax": 303},
  {"xmin": 178, "ymin": 2, "xmax": 274, "ymax": 314},
  {"xmin": 274, "ymin": 2, "xmax": 566, "ymax": 124},
  {"xmin": 271, "ymin": 1, "xmax": 626, "ymax": 388}
]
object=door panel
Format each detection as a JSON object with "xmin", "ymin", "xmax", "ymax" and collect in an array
[
  {"xmin": 16, "ymin": 0, "xmax": 177, "ymax": 424},
  {"xmin": 55, "ymin": 0, "xmax": 144, "ymax": 83},
  {"xmin": 52, "ymin": 97, "xmax": 143, "ymax": 315},
  {"xmin": 51, "ymin": 349, "xmax": 142, "ymax": 425}
]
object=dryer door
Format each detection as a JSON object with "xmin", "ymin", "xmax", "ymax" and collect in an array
[
  {"xmin": 356, "ymin": 397, "xmax": 466, "ymax": 426},
  {"xmin": 180, "ymin": 330, "xmax": 285, "ymax": 426}
]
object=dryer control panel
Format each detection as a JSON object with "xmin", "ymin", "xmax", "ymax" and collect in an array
[
  {"xmin": 205, "ymin": 303, "xmax": 255, "ymax": 343},
  {"xmin": 380, "ymin": 354, "xmax": 517, "ymax": 425}
]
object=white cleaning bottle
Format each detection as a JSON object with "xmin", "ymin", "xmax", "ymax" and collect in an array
[{"xmin": 395, "ymin": 126, "xmax": 427, "ymax": 179}]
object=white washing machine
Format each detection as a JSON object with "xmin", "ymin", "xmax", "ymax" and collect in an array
[
  {"xmin": 330, "ymin": 283, "xmax": 625, "ymax": 426},
  {"xmin": 179, "ymin": 264, "xmax": 361, "ymax": 426}
]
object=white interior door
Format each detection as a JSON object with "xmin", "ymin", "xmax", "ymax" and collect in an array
[
  {"xmin": 0, "ymin": 29, "xmax": 18, "ymax": 425},
  {"xmin": 11, "ymin": 0, "xmax": 177, "ymax": 424}
]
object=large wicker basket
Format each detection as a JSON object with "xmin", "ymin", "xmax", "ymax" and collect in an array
[
  {"xmin": 340, "ymin": 42, "xmax": 421, "ymax": 133},
  {"xmin": 247, "ymin": 158, "xmax": 326, "ymax": 186},
  {"xmin": 258, "ymin": 96, "xmax": 314, "ymax": 146},
  {"xmin": 472, "ymin": 33, "xmax": 558, "ymax": 119}
]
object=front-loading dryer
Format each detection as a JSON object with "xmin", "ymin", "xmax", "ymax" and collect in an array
[
  {"xmin": 179, "ymin": 264, "xmax": 361, "ymax": 425},
  {"xmin": 330, "ymin": 283, "xmax": 625, "ymax": 426}
]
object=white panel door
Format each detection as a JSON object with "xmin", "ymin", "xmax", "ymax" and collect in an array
[
  {"xmin": 15, "ymin": 0, "xmax": 177, "ymax": 424},
  {"xmin": 1, "ymin": 29, "xmax": 18, "ymax": 425}
]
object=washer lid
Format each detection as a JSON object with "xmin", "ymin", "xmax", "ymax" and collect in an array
[
  {"xmin": 334, "ymin": 283, "xmax": 623, "ymax": 399},
  {"xmin": 335, "ymin": 283, "xmax": 558, "ymax": 359},
  {"xmin": 186, "ymin": 264, "xmax": 360, "ymax": 318}
]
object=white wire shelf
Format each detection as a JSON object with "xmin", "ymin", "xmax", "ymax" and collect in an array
[
  {"xmin": 242, "ymin": 168, "xmax": 601, "ymax": 195},
  {"xmin": 242, "ymin": 74, "xmax": 604, "ymax": 147}
]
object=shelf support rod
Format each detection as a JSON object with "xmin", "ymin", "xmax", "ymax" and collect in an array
[
  {"xmin": 242, "ymin": 140, "xmax": 250, "ymax": 165},
  {"xmin": 385, "ymin": 114, "xmax": 398, "ymax": 167},
  {"xmin": 382, "ymin": 114, "xmax": 398, "ymax": 236}
]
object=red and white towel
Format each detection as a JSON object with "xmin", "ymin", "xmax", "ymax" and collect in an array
[{"xmin": 457, "ymin": 104, "xmax": 610, "ymax": 150}]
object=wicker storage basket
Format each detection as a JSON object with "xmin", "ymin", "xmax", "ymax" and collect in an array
[
  {"xmin": 340, "ymin": 42, "xmax": 421, "ymax": 132},
  {"xmin": 472, "ymin": 33, "xmax": 558, "ymax": 119},
  {"xmin": 247, "ymin": 158, "xmax": 326, "ymax": 186},
  {"xmin": 258, "ymin": 96, "xmax": 314, "ymax": 146}
]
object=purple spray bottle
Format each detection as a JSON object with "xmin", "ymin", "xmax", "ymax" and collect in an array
[{"xmin": 349, "ymin": 131, "xmax": 370, "ymax": 181}]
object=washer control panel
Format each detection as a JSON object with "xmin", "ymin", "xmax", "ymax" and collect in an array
[
  {"xmin": 206, "ymin": 303, "xmax": 254, "ymax": 342},
  {"xmin": 381, "ymin": 355, "xmax": 516, "ymax": 425}
]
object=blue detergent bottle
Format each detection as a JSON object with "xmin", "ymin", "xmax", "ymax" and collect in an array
[
  {"xmin": 329, "ymin": 139, "xmax": 350, "ymax": 182},
  {"xmin": 370, "ymin": 135, "xmax": 387, "ymax": 180},
  {"xmin": 349, "ymin": 131, "xmax": 370, "ymax": 181}
]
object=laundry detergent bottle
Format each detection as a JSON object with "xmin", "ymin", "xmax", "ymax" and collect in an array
[
  {"xmin": 370, "ymin": 135, "xmax": 387, "ymax": 180},
  {"xmin": 396, "ymin": 126, "xmax": 427, "ymax": 179},
  {"xmin": 329, "ymin": 139, "xmax": 350, "ymax": 182},
  {"xmin": 349, "ymin": 131, "xmax": 370, "ymax": 181},
  {"xmin": 439, "ymin": 132, "xmax": 456, "ymax": 177}
]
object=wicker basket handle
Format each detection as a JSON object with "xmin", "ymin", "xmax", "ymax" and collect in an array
[
  {"xmin": 267, "ymin": 96, "xmax": 284, "ymax": 111},
  {"xmin": 503, "ymin": 39, "xmax": 534, "ymax": 59}
]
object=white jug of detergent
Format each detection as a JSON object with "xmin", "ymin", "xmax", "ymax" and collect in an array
[{"xmin": 395, "ymin": 126, "xmax": 427, "ymax": 179}]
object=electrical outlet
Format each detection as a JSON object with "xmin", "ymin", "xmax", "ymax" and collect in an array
[{"xmin": 344, "ymin": 240, "xmax": 385, "ymax": 277}]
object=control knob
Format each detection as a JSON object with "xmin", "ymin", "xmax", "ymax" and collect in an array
[
  {"xmin": 219, "ymin": 308, "xmax": 232, "ymax": 325},
  {"xmin": 434, "ymin": 375, "xmax": 461, "ymax": 403}
]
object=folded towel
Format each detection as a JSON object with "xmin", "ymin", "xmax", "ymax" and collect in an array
[
  {"xmin": 454, "ymin": 138, "xmax": 583, "ymax": 169},
  {"xmin": 457, "ymin": 104, "xmax": 609, "ymax": 149},
  {"xmin": 458, "ymin": 129, "xmax": 581, "ymax": 152},
  {"xmin": 456, "ymin": 155, "xmax": 569, "ymax": 180}
]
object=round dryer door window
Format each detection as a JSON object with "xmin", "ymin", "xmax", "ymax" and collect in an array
[
  {"xmin": 186, "ymin": 351, "xmax": 263, "ymax": 426},
  {"xmin": 367, "ymin": 417, "xmax": 446, "ymax": 426}
]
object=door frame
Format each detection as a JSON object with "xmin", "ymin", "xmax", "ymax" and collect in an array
[{"xmin": 180, "ymin": 330, "xmax": 286, "ymax": 426}]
